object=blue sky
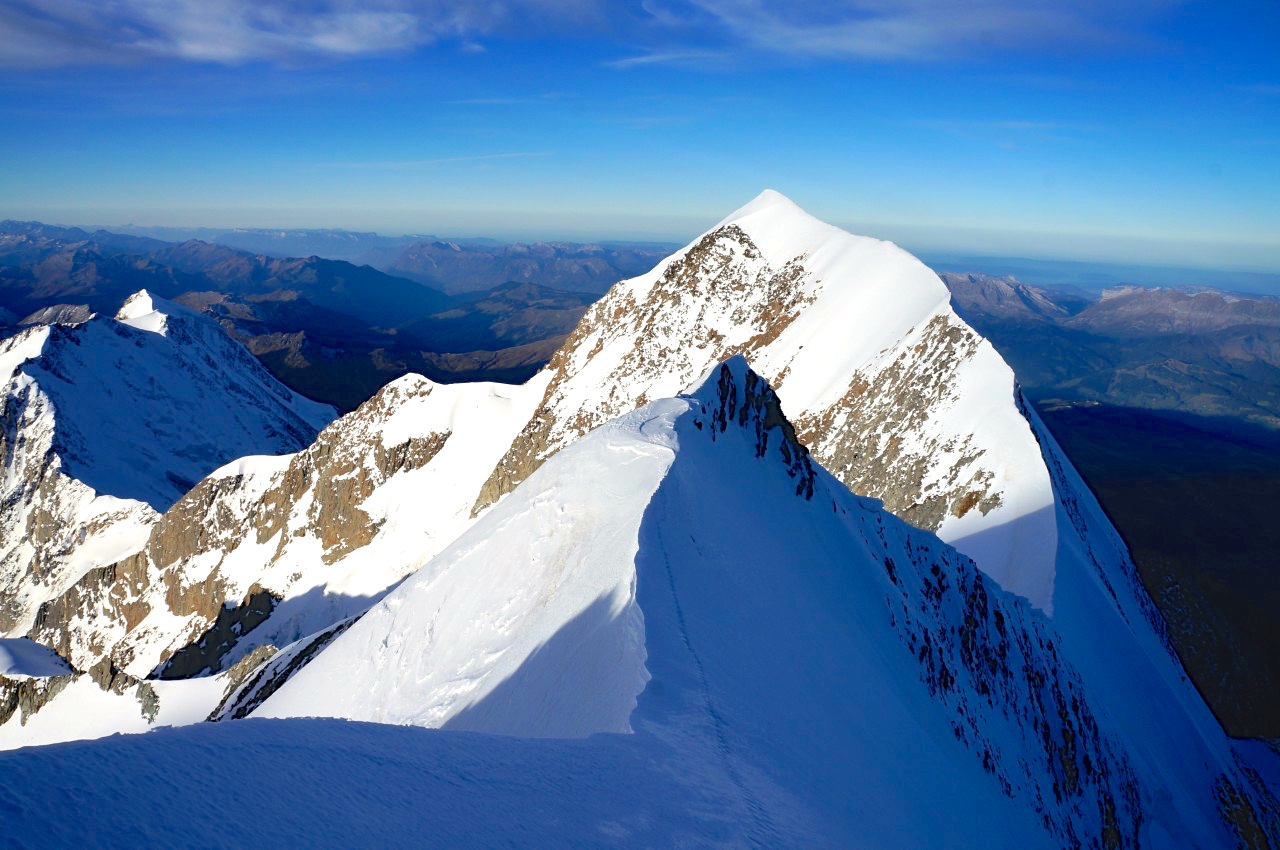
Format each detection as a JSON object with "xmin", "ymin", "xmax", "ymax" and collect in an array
[{"xmin": 1, "ymin": 0, "xmax": 1277, "ymax": 270}]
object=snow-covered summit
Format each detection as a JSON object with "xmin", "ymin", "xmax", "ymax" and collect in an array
[
  {"xmin": 114, "ymin": 288, "xmax": 201, "ymax": 335},
  {"xmin": 478, "ymin": 189, "xmax": 1056, "ymax": 611},
  {"xmin": 0, "ymin": 290, "xmax": 335, "ymax": 646},
  {"xmin": 10, "ymin": 289, "xmax": 335, "ymax": 512}
]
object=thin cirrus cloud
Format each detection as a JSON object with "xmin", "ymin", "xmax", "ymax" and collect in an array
[
  {"xmin": 321, "ymin": 151, "xmax": 553, "ymax": 169},
  {"xmin": 0, "ymin": 0, "xmax": 603, "ymax": 67},
  {"xmin": 0, "ymin": 0, "xmax": 1184, "ymax": 69},
  {"xmin": 617, "ymin": 0, "xmax": 1182, "ymax": 66}
]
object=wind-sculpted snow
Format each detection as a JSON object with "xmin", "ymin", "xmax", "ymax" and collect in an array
[
  {"xmin": 0, "ymin": 291, "xmax": 333, "ymax": 645},
  {"xmin": 477, "ymin": 190, "xmax": 1058, "ymax": 612}
]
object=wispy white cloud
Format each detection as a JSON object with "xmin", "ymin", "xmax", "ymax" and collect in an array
[
  {"xmin": 629, "ymin": 0, "xmax": 1182, "ymax": 64},
  {"xmin": 0, "ymin": 0, "xmax": 603, "ymax": 67},
  {"xmin": 603, "ymin": 48, "xmax": 729, "ymax": 70},
  {"xmin": 0, "ymin": 0, "xmax": 1186, "ymax": 69},
  {"xmin": 321, "ymin": 151, "xmax": 553, "ymax": 169}
]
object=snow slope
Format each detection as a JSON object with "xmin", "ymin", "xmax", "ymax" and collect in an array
[
  {"xmin": 244, "ymin": 358, "xmax": 1278, "ymax": 847},
  {"xmin": 0, "ymin": 291, "xmax": 334, "ymax": 641},
  {"xmin": 254, "ymin": 392, "xmax": 665, "ymax": 735}
]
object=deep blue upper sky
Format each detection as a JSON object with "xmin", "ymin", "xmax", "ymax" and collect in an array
[{"xmin": 1, "ymin": 1, "xmax": 1277, "ymax": 270}]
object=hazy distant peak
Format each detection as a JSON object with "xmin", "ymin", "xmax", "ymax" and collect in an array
[{"xmin": 19, "ymin": 304, "xmax": 94, "ymax": 327}]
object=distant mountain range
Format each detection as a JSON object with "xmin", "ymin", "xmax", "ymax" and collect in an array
[
  {"xmin": 369, "ymin": 238, "xmax": 678, "ymax": 296},
  {"xmin": 924, "ymin": 252, "xmax": 1280, "ymax": 297},
  {"xmin": 944, "ymin": 272, "xmax": 1280, "ymax": 428},
  {"xmin": 0, "ymin": 220, "xmax": 620, "ymax": 409},
  {"xmin": 98, "ymin": 223, "xmax": 678, "ymax": 296}
]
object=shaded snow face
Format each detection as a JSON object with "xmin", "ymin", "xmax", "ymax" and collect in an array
[
  {"xmin": 29, "ymin": 292, "xmax": 334, "ymax": 511},
  {"xmin": 0, "ymin": 638, "xmax": 71, "ymax": 678}
]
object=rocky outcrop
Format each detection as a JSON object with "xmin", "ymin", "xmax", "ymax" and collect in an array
[
  {"xmin": 159, "ymin": 587, "xmax": 278, "ymax": 679},
  {"xmin": 0, "ymin": 657, "xmax": 157, "ymax": 729},
  {"xmin": 17, "ymin": 304, "xmax": 94, "ymax": 327},
  {"xmin": 475, "ymin": 224, "xmax": 816, "ymax": 514},
  {"xmin": 875, "ymin": 521, "xmax": 1143, "ymax": 847},
  {"xmin": 252, "ymin": 399, "xmax": 449, "ymax": 567},
  {"xmin": 793, "ymin": 313, "xmax": 1001, "ymax": 532},
  {"xmin": 690, "ymin": 358, "xmax": 816, "ymax": 500},
  {"xmin": 210, "ymin": 618, "xmax": 356, "ymax": 721},
  {"xmin": 28, "ymin": 375, "xmax": 449, "ymax": 677}
]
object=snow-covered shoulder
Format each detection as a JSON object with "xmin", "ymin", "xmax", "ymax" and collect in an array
[
  {"xmin": 0, "ymin": 324, "xmax": 50, "ymax": 383},
  {"xmin": 115, "ymin": 289, "xmax": 202, "ymax": 336}
]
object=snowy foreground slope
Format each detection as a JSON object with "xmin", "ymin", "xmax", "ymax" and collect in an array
[
  {"xmin": 5, "ymin": 358, "xmax": 1278, "ymax": 848},
  {"xmin": 0, "ymin": 292, "xmax": 333, "ymax": 643}
]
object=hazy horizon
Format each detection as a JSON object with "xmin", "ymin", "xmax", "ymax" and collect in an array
[
  {"xmin": 11, "ymin": 209, "xmax": 1280, "ymax": 297},
  {"xmin": 2, "ymin": 2, "xmax": 1277, "ymax": 273}
]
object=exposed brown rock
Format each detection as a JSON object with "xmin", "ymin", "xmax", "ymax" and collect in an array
[
  {"xmin": 0, "ymin": 656, "xmax": 156, "ymax": 729},
  {"xmin": 210, "ymin": 618, "xmax": 356, "ymax": 721},
  {"xmin": 159, "ymin": 587, "xmax": 279, "ymax": 679},
  {"xmin": 794, "ymin": 314, "xmax": 1001, "ymax": 533},
  {"xmin": 25, "ymin": 376, "xmax": 449, "ymax": 677},
  {"xmin": 690, "ymin": 361, "xmax": 816, "ymax": 499},
  {"xmin": 473, "ymin": 225, "xmax": 815, "ymax": 515}
]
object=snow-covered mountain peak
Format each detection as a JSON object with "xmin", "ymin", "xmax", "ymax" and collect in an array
[
  {"xmin": 114, "ymin": 289, "xmax": 199, "ymax": 336},
  {"xmin": 713, "ymin": 187, "xmax": 806, "ymax": 225},
  {"xmin": 1, "ymin": 296, "xmax": 335, "ymax": 649},
  {"xmin": 478, "ymin": 191, "xmax": 1056, "ymax": 611}
]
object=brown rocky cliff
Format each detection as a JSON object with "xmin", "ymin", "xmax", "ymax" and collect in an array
[{"xmin": 26, "ymin": 376, "xmax": 449, "ymax": 677}]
